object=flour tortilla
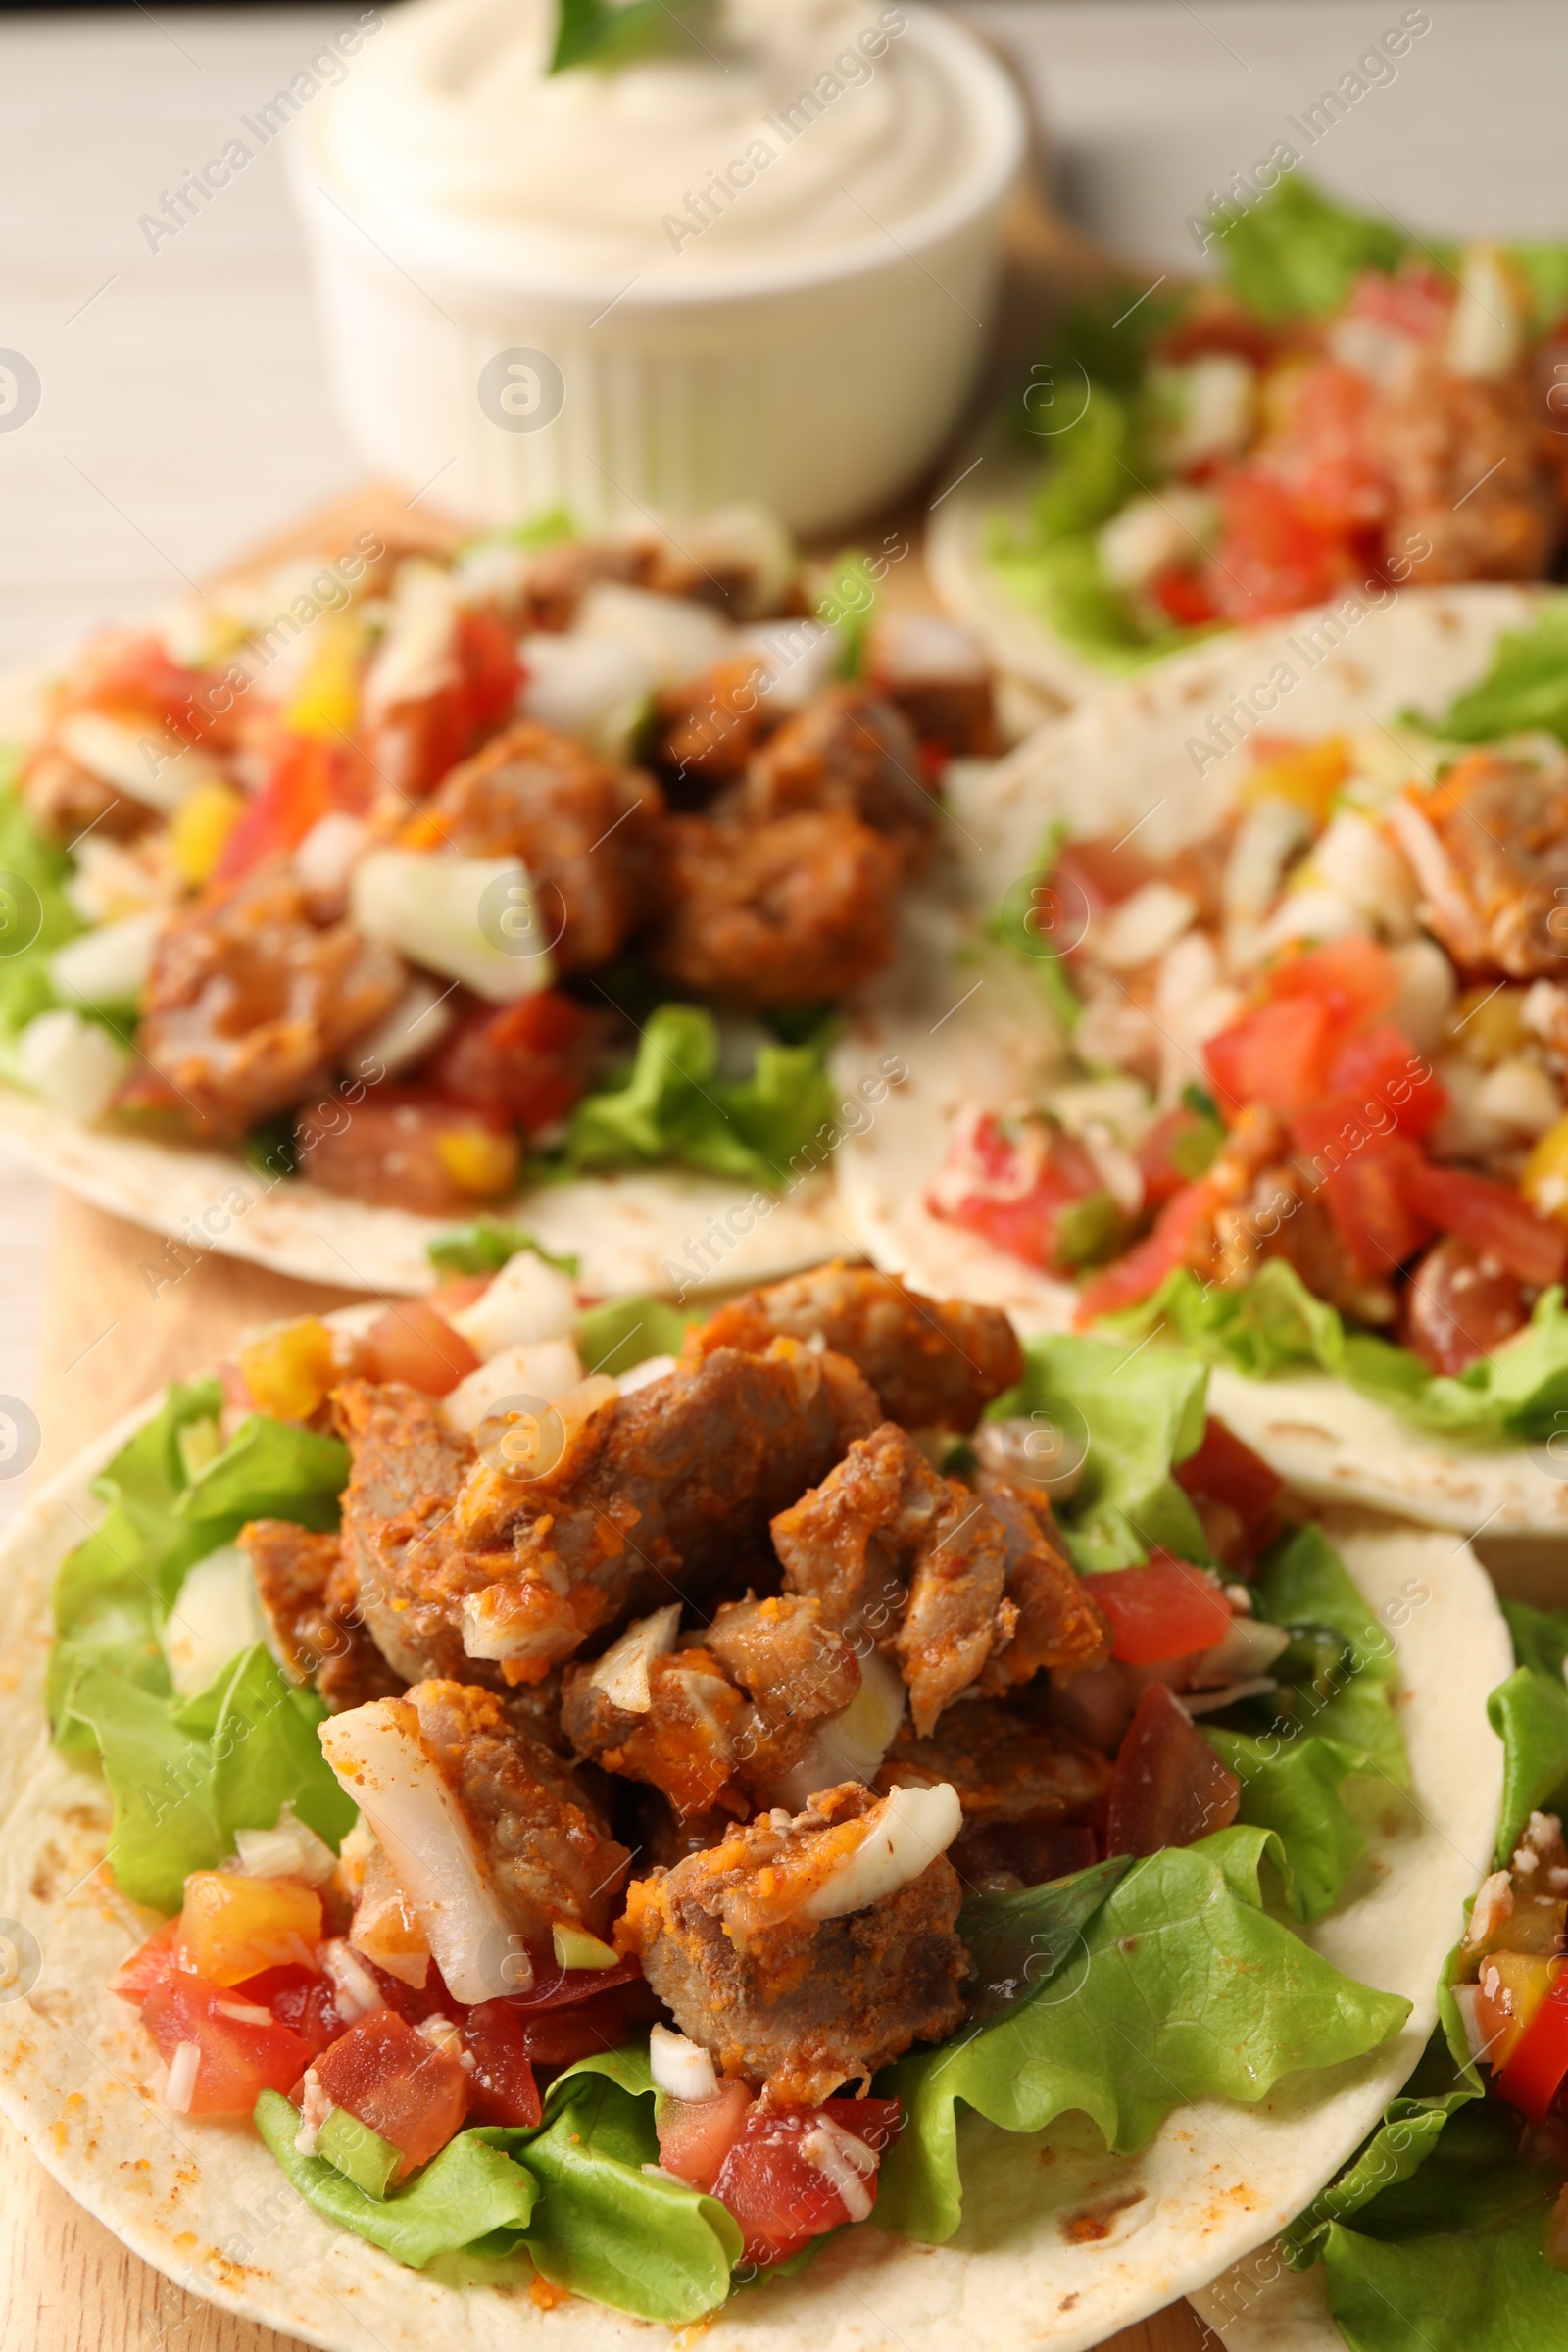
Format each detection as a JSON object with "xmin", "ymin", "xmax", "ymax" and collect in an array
[
  {"xmin": 0, "ymin": 1323, "xmax": 1513, "ymax": 2352},
  {"xmin": 832, "ymin": 583, "xmax": 1568, "ymax": 1535}
]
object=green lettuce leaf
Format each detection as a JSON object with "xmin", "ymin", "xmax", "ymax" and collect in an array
[
  {"xmin": 1427, "ymin": 599, "xmax": 1568, "ymax": 748},
  {"xmin": 559, "ymin": 1003, "xmax": 838, "ymax": 1190},
  {"xmin": 426, "ymin": 1220, "xmax": 578, "ymax": 1277},
  {"xmin": 991, "ymin": 1332, "xmax": 1210, "ymax": 1569},
  {"xmin": 0, "ymin": 773, "xmax": 84, "ymax": 1078},
  {"xmin": 1252, "ymin": 1522, "xmax": 1407, "ymax": 1785},
  {"xmin": 575, "ymin": 1294, "xmax": 692, "ymax": 1378},
  {"xmin": 1202, "ymin": 1729, "xmax": 1370, "ymax": 1921},
  {"xmin": 1500, "ymin": 1597, "xmax": 1568, "ymax": 1682},
  {"xmin": 1102, "ymin": 1260, "xmax": 1568, "ymax": 1443},
  {"xmin": 1210, "ymin": 175, "xmax": 1420, "ymax": 321},
  {"xmin": 1488, "ymin": 1666, "xmax": 1568, "ymax": 1868},
  {"xmin": 255, "ymin": 2093, "xmax": 538, "ymax": 2266},
  {"xmin": 174, "ymin": 1414, "xmax": 347, "ymax": 1536},
  {"xmin": 67, "ymin": 1642, "xmax": 354, "ymax": 1911},
  {"xmin": 877, "ymin": 1824, "xmax": 1410, "ymax": 2245},
  {"xmin": 520, "ymin": 2068, "xmax": 742, "ymax": 2320}
]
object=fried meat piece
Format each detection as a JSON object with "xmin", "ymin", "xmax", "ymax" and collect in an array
[
  {"xmin": 865, "ymin": 615, "xmax": 998, "ymax": 759},
  {"xmin": 706, "ymin": 1593, "xmax": 861, "ymax": 1797},
  {"xmin": 648, "ymin": 808, "xmax": 901, "ymax": 1007},
  {"xmin": 22, "ymin": 744, "xmax": 160, "ymax": 843},
  {"xmin": 617, "ymin": 1782, "xmax": 967, "ymax": 2102},
  {"xmin": 689, "ymin": 1263, "xmax": 1023, "ymax": 1434},
  {"xmin": 138, "ymin": 868, "xmax": 405, "ymax": 1137},
  {"xmin": 1385, "ymin": 754, "xmax": 1568, "ymax": 979},
  {"xmin": 240, "ymin": 1518, "xmax": 405, "ymax": 1712},
  {"xmin": 516, "ymin": 540, "xmax": 650, "ymax": 632},
  {"xmin": 392, "ymin": 1343, "xmax": 860, "ymax": 1684},
  {"xmin": 651, "ymin": 658, "xmax": 774, "ymax": 799},
  {"xmin": 334, "ymin": 1380, "xmax": 478, "ymax": 1686},
  {"xmin": 407, "ymin": 720, "xmax": 662, "ymax": 972},
  {"xmin": 320, "ymin": 1680, "xmax": 631, "ymax": 1999},
  {"xmin": 876, "ymin": 1701, "xmax": 1110, "ymax": 1830},
  {"xmin": 563, "ymin": 1626, "xmax": 745, "ymax": 1818},
  {"xmin": 729, "ymin": 687, "xmax": 935, "ymax": 867},
  {"xmin": 772, "ymin": 1422, "xmax": 1013, "ymax": 1736},
  {"xmin": 1370, "ymin": 358, "xmax": 1558, "ymax": 582},
  {"xmin": 971, "ymin": 1476, "xmax": 1112, "ymax": 1692}
]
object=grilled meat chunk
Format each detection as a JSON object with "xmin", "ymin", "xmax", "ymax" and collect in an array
[
  {"xmin": 334, "ymin": 1381, "xmax": 476, "ymax": 1687},
  {"xmin": 408, "ymin": 720, "xmax": 662, "ymax": 972},
  {"xmin": 1387, "ymin": 754, "xmax": 1568, "ymax": 979},
  {"xmin": 772, "ymin": 1423, "xmax": 1012, "ymax": 1736},
  {"xmin": 971, "ymin": 1476, "xmax": 1112, "ymax": 1693},
  {"xmin": 707, "ymin": 1593, "xmax": 862, "ymax": 1798},
  {"xmin": 865, "ymin": 614, "xmax": 998, "ymax": 759},
  {"xmin": 240, "ymin": 1518, "xmax": 404, "ymax": 1712},
  {"xmin": 22, "ymin": 744, "xmax": 160, "ymax": 843},
  {"xmin": 617, "ymin": 1783, "xmax": 967, "ymax": 2102},
  {"xmin": 1370, "ymin": 358, "xmax": 1558, "ymax": 582},
  {"xmin": 687, "ymin": 1263, "xmax": 1023, "ymax": 1433},
  {"xmin": 649, "ymin": 808, "xmax": 901, "ymax": 1007},
  {"xmin": 727, "ymin": 687, "xmax": 935, "ymax": 868},
  {"xmin": 320, "ymin": 1679, "xmax": 631, "ymax": 2000},
  {"xmin": 563, "ymin": 1617, "xmax": 745, "ymax": 1819},
  {"xmin": 651, "ymin": 658, "xmax": 774, "ymax": 799},
  {"xmin": 876, "ymin": 1701, "xmax": 1110, "ymax": 1830},
  {"xmin": 139, "ymin": 868, "xmax": 405, "ymax": 1138}
]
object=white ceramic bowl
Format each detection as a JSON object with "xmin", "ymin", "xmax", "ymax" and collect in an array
[{"xmin": 289, "ymin": 7, "xmax": 1026, "ymax": 535}]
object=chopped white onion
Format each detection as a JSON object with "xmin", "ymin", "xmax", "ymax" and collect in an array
[
  {"xmin": 163, "ymin": 2041, "xmax": 201, "ymax": 2114},
  {"xmin": 233, "ymin": 1805, "xmax": 337, "ymax": 1888},
  {"xmin": 1098, "ymin": 489, "xmax": 1215, "ymax": 592},
  {"xmin": 576, "ymin": 583, "xmax": 732, "ymax": 688},
  {"xmin": 56, "ymin": 711, "xmax": 222, "ymax": 813},
  {"xmin": 1093, "ymin": 882, "xmax": 1197, "ymax": 971},
  {"xmin": 16, "ymin": 1008, "xmax": 129, "ymax": 1124},
  {"xmin": 589, "ymin": 1605, "xmax": 682, "ymax": 1716},
  {"xmin": 649, "ymin": 2023, "xmax": 720, "ymax": 2103},
  {"xmin": 1389, "ymin": 939, "xmax": 1457, "ymax": 1055},
  {"xmin": 364, "ymin": 560, "xmax": 461, "ymax": 719},
  {"xmin": 164, "ymin": 1544, "xmax": 272, "ymax": 1699},
  {"xmin": 616, "ymin": 1353, "xmax": 677, "ymax": 1396},
  {"xmin": 448, "ymin": 1249, "xmax": 580, "ymax": 1360},
  {"xmin": 739, "ymin": 617, "xmax": 839, "ymax": 710},
  {"xmin": 800, "ymin": 2118, "xmax": 877, "ymax": 2219},
  {"xmin": 443, "ymin": 1337, "xmax": 586, "ymax": 1437},
  {"xmin": 295, "ymin": 811, "xmax": 369, "ymax": 897},
  {"xmin": 1446, "ymin": 244, "xmax": 1525, "ymax": 379},
  {"xmin": 1310, "ymin": 810, "xmax": 1418, "ymax": 933},
  {"xmin": 342, "ymin": 976, "xmax": 456, "ymax": 1082},
  {"xmin": 802, "ymin": 1782, "xmax": 961, "ymax": 1921},
  {"xmin": 351, "ymin": 849, "xmax": 552, "ymax": 1003},
  {"xmin": 1475, "ymin": 1057, "xmax": 1562, "ymax": 1138},
  {"xmin": 1187, "ymin": 1617, "xmax": 1291, "ymax": 1691},
  {"xmin": 50, "ymin": 910, "xmax": 163, "ymax": 1008},
  {"xmin": 321, "ymin": 1936, "xmax": 387, "ymax": 2023},
  {"xmin": 520, "ymin": 631, "xmax": 654, "ymax": 758},
  {"xmin": 769, "ymin": 1650, "xmax": 907, "ymax": 1811}
]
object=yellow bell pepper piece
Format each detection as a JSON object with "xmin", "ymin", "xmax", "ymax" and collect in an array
[
  {"xmin": 287, "ymin": 612, "xmax": 364, "ymax": 741},
  {"xmin": 435, "ymin": 1125, "xmax": 520, "ymax": 1199},
  {"xmin": 1523, "ymin": 1113, "xmax": 1568, "ymax": 1221},
  {"xmin": 239, "ymin": 1315, "xmax": 339, "ymax": 1421},
  {"xmin": 172, "ymin": 781, "xmax": 245, "ymax": 887},
  {"xmin": 1241, "ymin": 736, "xmax": 1349, "ymax": 824},
  {"xmin": 1481, "ymin": 1948, "xmax": 1559, "ymax": 2068},
  {"xmin": 176, "ymin": 1871, "xmax": 322, "ymax": 1986}
]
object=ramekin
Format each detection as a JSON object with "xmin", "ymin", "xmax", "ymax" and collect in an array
[{"xmin": 288, "ymin": 7, "xmax": 1027, "ymax": 535}]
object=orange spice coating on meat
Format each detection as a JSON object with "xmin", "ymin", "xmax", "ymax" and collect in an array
[
  {"xmin": 875, "ymin": 1700, "xmax": 1110, "ymax": 1828},
  {"xmin": 649, "ymin": 808, "xmax": 901, "ymax": 1007},
  {"xmin": 240, "ymin": 1518, "xmax": 405, "ymax": 1712}
]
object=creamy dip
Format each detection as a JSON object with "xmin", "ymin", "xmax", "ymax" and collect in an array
[{"xmin": 317, "ymin": 0, "xmax": 980, "ymax": 286}]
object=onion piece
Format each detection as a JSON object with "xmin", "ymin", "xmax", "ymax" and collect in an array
[
  {"xmin": 163, "ymin": 2041, "xmax": 201, "ymax": 2115},
  {"xmin": 800, "ymin": 2118, "xmax": 877, "ymax": 2220},
  {"xmin": 801, "ymin": 1782, "xmax": 961, "ymax": 1922},
  {"xmin": 590, "ymin": 1605, "xmax": 682, "ymax": 1716},
  {"xmin": 650, "ymin": 2023, "xmax": 720, "ymax": 2103},
  {"xmin": 769, "ymin": 1650, "xmax": 906, "ymax": 1811}
]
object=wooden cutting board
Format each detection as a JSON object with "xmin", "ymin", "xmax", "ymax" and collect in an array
[{"xmin": 0, "ymin": 432, "xmax": 1208, "ymax": 2352}]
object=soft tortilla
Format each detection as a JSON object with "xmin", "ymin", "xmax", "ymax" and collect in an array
[
  {"xmin": 834, "ymin": 584, "xmax": 1568, "ymax": 1534},
  {"xmin": 0, "ymin": 1346, "xmax": 1510, "ymax": 2352}
]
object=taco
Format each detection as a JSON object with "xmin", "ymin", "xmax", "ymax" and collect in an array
[
  {"xmin": 1194, "ymin": 1592, "xmax": 1568, "ymax": 2352},
  {"xmin": 0, "ymin": 505, "xmax": 991, "ymax": 1294},
  {"xmin": 928, "ymin": 177, "xmax": 1568, "ymax": 708},
  {"xmin": 834, "ymin": 583, "xmax": 1568, "ymax": 1535},
  {"xmin": 0, "ymin": 1252, "xmax": 1510, "ymax": 2348}
]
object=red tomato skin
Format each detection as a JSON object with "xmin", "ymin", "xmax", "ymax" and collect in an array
[
  {"xmin": 1206, "ymin": 470, "xmax": 1355, "ymax": 621},
  {"xmin": 711, "ymin": 2100, "xmax": 901, "ymax": 2268},
  {"xmin": 1313, "ymin": 1024, "xmax": 1447, "ymax": 1142},
  {"xmin": 214, "ymin": 737, "xmax": 368, "ymax": 885},
  {"xmin": 514, "ymin": 1982, "xmax": 647, "ymax": 2068},
  {"xmin": 1205, "ymin": 995, "xmax": 1334, "ymax": 1117},
  {"xmin": 426, "ymin": 1272, "xmax": 491, "ymax": 1320},
  {"xmin": 1105, "ymin": 1684, "xmax": 1243, "ymax": 1858},
  {"xmin": 113, "ymin": 1919, "xmax": 182, "ymax": 2003},
  {"xmin": 359, "ymin": 1301, "xmax": 481, "ymax": 1396},
  {"xmin": 1401, "ymin": 1238, "xmax": 1533, "ymax": 1376},
  {"xmin": 1271, "ymin": 936, "xmax": 1399, "ymax": 1027},
  {"xmin": 1498, "ymin": 1975, "xmax": 1568, "ymax": 2125},
  {"xmin": 1300, "ymin": 1134, "xmax": 1434, "ymax": 1283},
  {"xmin": 1088, "ymin": 1552, "xmax": 1233, "ymax": 1666},
  {"xmin": 235, "ymin": 1964, "xmax": 344, "ymax": 2058},
  {"xmin": 314, "ymin": 2008, "xmax": 469, "ymax": 2178},
  {"xmin": 461, "ymin": 2001, "xmax": 543, "ymax": 2129},
  {"xmin": 656, "ymin": 2080, "xmax": 756, "ymax": 2192},
  {"xmin": 1074, "ymin": 1179, "xmax": 1218, "ymax": 1326},
  {"xmin": 428, "ymin": 991, "xmax": 597, "ymax": 1135},
  {"xmin": 1173, "ymin": 1417, "xmax": 1284, "ymax": 1539},
  {"xmin": 1276, "ymin": 363, "xmax": 1387, "ymax": 535},
  {"xmin": 141, "ymin": 1974, "xmax": 316, "ymax": 2116},
  {"xmin": 1402, "ymin": 1162, "xmax": 1568, "ymax": 1290},
  {"xmin": 1150, "ymin": 569, "xmax": 1222, "ymax": 628}
]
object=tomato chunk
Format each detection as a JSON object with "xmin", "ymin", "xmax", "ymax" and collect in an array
[
  {"xmin": 175, "ymin": 1872, "xmax": 322, "ymax": 1987},
  {"xmin": 113, "ymin": 1919, "xmax": 181, "ymax": 2004},
  {"xmin": 1309, "ymin": 1135, "xmax": 1433, "ymax": 1283},
  {"xmin": 1089, "ymin": 1553, "xmax": 1233, "ymax": 1665},
  {"xmin": 1174, "ymin": 1417, "xmax": 1284, "ymax": 1542},
  {"xmin": 141, "ymin": 1973, "xmax": 315, "ymax": 2116},
  {"xmin": 427, "ymin": 991, "xmax": 598, "ymax": 1135},
  {"xmin": 360, "ymin": 1300, "xmax": 481, "ymax": 1396},
  {"xmin": 214, "ymin": 736, "xmax": 369, "ymax": 885},
  {"xmin": 1074, "ymin": 1178, "xmax": 1219, "ymax": 1325},
  {"xmin": 1401, "ymin": 1237, "xmax": 1533, "ymax": 1376},
  {"xmin": 1204, "ymin": 994, "xmax": 1333, "ymax": 1117},
  {"xmin": 1316, "ymin": 1023, "xmax": 1446, "ymax": 1140},
  {"xmin": 711, "ymin": 2099, "xmax": 902, "ymax": 2268},
  {"xmin": 1105, "ymin": 1684, "xmax": 1242, "ymax": 1859},
  {"xmin": 236, "ymin": 1963, "xmax": 344, "ymax": 2057},
  {"xmin": 1402, "ymin": 1161, "xmax": 1568, "ymax": 1289},
  {"xmin": 314, "ymin": 2008, "xmax": 469, "ymax": 2180},
  {"xmin": 1497, "ymin": 1970, "xmax": 1568, "ymax": 2125},
  {"xmin": 929, "ymin": 1112, "xmax": 1108, "ymax": 1274},
  {"xmin": 656, "ymin": 2079, "xmax": 755, "ymax": 2192},
  {"xmin": 461, "ymin": 2000, "xmax": 543, "ymax": 2129}
]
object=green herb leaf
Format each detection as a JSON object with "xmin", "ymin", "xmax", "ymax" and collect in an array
[
  {"xmin": 549, "ymin": 0, "xmax": 719, "ymax": 74},
  {"xmin": 877, "ymin": 1824, "xmax": 1410, "ymax": 2245},
  {"xmin": 0, "ymin": 771, "xmax": 84, "ymax": 1080},
  {"xmin": 426, "ymin": 1220, "xmax": 579, "ymax": 1278},
  {"xmin": 255, "ymin": 2094, "xmax": 538, "ymax": 2266}
]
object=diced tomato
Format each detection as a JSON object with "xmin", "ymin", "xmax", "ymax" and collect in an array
[
  {"xmin": 461, "ymin": 2000, "xmax": 543, "ymax": 2129},
  {"xmin": 70, "ymin": 632, "xmax": 230, "ymax": 745},
  {"xmin": 656, "ymin": 2079, "xmax": 756, "ymax": 2192},
  {"xmin": 1205, "ymin": 993, "xmax": 1334, "ymax": 1117},
  {"xmin": 930, "ymin": 1112, "xmax": 1107, "ymax": 1275},
  {"xmin": 1497, "ymin": 1971, "xmax": 1568, "ymax": 2125},
  {"xmin": 175, "ymin": 1872, "xmax": 322, "ymax": 1987},
  {"xmin": 359, "ymin": 1300, "xmax": 480, "ymax": 1396},
  {"xmin": 1106, "ymin": 1684, "xmax": 1242, "ymax": 1859},
  {"xmin": 1150, "ymin": 568, "xmax": 1222, "ymax": 628},
  {"xmin": 426, "ymin": 1271, "xmax": 492, "ymax": 1320},
  {"xmin": 1053, "ymin": 837, "xmax": 1156, "ymax": 916},
  {"xmin": 296, "ymin": 1092, "xmax": 521, "ymax": 1216},
  {"xmin": 236, "ymin": 1963, "xmax": 345, "ymax": 2057},
  {"xmin": 514, "ymin": 1980, "xmax": 653, "ymax": 2068},
  {"xmin": 1089, "ymin": 1552, "xmax": 1233, "ymax": 1666},
  {"xmin": 1174, "ymin": 1417, "xmax": 1284, "ymax": 1542},
  {"xmin": 141, "ymin": 1972, "xmax": 316, "ymax": 2116},
  {"xmin": 1304, "ymin": 1134, "xmax": 1433, "ymax": 1283},
  {"xmin": 112, "ymin": 1920, "xmax": 182, "ymax": 2004},
  {"xmin": 711, "ymin": 2099, "xmax": 902, "ymax": 2268},
  {"xmin": 458, "ymin": 611, "xmax": 525, "ymax": 734},
  {"xmin": 1275, "ymin": 362, "xmax": 1387, "ymax": 535},
  {"xmin": 1137, "ymin": 1104, "xmax": 1221, "ymax": 1207},
  {"xmin": 314, "ymin": 2008, "xmax": 469, "ymax": 2180},
  {"xmin": 1401, "ymin": 1237, "xmax": 1533, "ymax": 1376},
  {"xmin": 1310, "ymin": 1026, "xmax": 1448, "ymax": 1144},
  {"xmin": 1270, "ymin": 937, "xmax": 1400, "ymax": 1035},
  {"xmin": 499, "ymin": 1949, "xmax": 644, "ymax": 2014},
  {"xmin": 428, "ymin": 991, "xmax": 599, "ymax": 1136},
  {"xmin": 377, "ymin": 611, "xmax": 522, "ymax": 798},
  {"xmin": 1074, "ymin": 1177, "xmax": 1219, "ymax": 1325},
  {"xmin": 1402, "ymin": 1161, "xmax": 1568, "ymax": 1290},
  {"xmin": 1344, "ymin": 264, "xmax": 1450, "ymax": 345},
  {"xmin": 1205, "ymin": 469, "xmax": 1356, "ymax": 621},
  {"xmin": 214, "ymin": 735, "xmax": 370, "ymax": 885}
]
